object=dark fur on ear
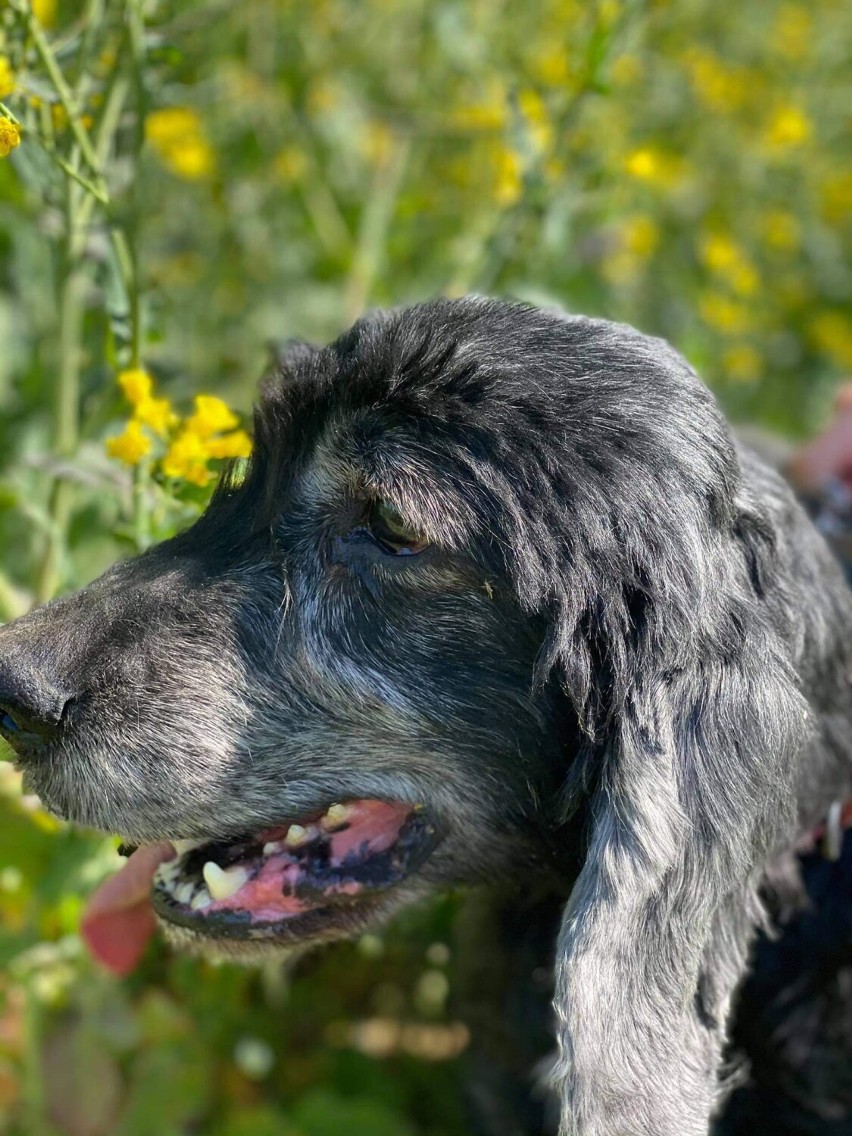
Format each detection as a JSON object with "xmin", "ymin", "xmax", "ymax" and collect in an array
[{"xmin": 467, "ymin": 314, "xmax": 820, "ymax": 1133}]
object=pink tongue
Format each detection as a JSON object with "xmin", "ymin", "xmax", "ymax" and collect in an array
[{"xmin": 81, "ymin": 843, "xmax": 174, "ymax": 975}]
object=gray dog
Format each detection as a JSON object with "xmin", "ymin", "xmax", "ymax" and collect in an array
[{"xmin": 1, "ymin": 298, "xmax": 850, "ymax": 1136}]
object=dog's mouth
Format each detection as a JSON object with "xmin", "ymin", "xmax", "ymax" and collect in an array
[
  {"xmin": 152, "ymin": 798, "xmax": 437, "ymax": 936},
  {"xmin": 82, "ymin": 799, "xmax": 439, "ymax": 972}
]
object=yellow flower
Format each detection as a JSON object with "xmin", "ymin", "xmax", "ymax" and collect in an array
[
  {"xmin": 205, "ymin": 429, "xmax": 253, "ymax": 459},
  {"xmin": 186, "ymin": 395, "xmax": 239, "ymax": 439},
  {"xmin": 492, "ymin": 145, "xmax": 523, "ymax": 207},
  {"xmin": 118, "ymin": 367, "xmax": 154, "ymax": 407},
  {"xmin": 518, "ymin": 89, "xmax": 553, "ymax": 155},
  {"xmin": 761, "ymin": 211, "xmax": 800, "ymax": 251},
  {"xmin": 0, "ymin": 58, "xmax": 15, "ymax": 101},
  {"xmin": 145, "ymin": 107, "xmax": 215, "ymax": 181},
  {"xmin": 529, "ymin": 47, "xmax": 571, "ymax": 88},
  {"xmin": 161, "ymin": 430, "xmax": 212, "ymax": 486},
  {"xmin": 51, "ymin": 104, "xmax": 69, "ymax": 133},
  {"xmin": 699, "ymin": 235, "xmax": 758, "ymax": 296},
  {"xmin": 624, "ymin": 148, "xmax": 659, "ymax": 180},
  {"xmin": 31, "ymin": 0, "xmax": 57, "ymax": 27},
  {"xmin": 682, "ymin": 49, "xmax": 748, "ymax": 113},
  {"xmin": 610, "ymin": 55, "xmax": 642, "ymax": 87},
  {"xmin": 106, "ymin": 420, "xmax": 152, "ymax": 466},
  {"xmin": 624, "ymin": 148, "xmax": 686, "ymax": 189},
  {"xmin": 809, "ymin": 313, "xmax": 852, "ymax": 369},
  {"xmin": 698, "ymin": 292, "xmax": 749, "ymax": 334},
  {"xmin": 0, "ymin": 117, "xmax": 21, "ymax": 158},
  {"xmin": 274, "ymin": 146, "xmax": 308, "ymax": 184},
  {"xmin": 722, "ymin": 345, "xmax": 762, "ymax": 382},
  {"xmin": 728, "ymin": 263, "xmax": 758, "ymax": 296},
  {"xmin": 771, "ymin": 5, "xmax": 811, "ymax": 61},
  {"xmin": 764, "ymin": 106, "xmax": 811, "ymax": 152},
  {"xmin": 453, "ymin": 81, "xmax": 509, "ymax": 132},
  {"xmin": 819, "ymin": 173, "xmax": 852, "ymax": 225},
  {"xmin": 601, "ymin": 250, "xmax": 641, "ymax": 286},
  {"xmin": 700, "ymin": 234, "xmax": 740, "ymax": 273},
  {"xmin": 306, "ymin": 80, "xmax": 340, "ymax": 116},
  {"xmin": 165, "ymin": 139, "xmax": 215, "ymax": 181},
  {"xmin": 622, "ymin": 216, "xmax": 659, "ymax": 258},
  {"xmin": 134, "ymin": 397, "xmax": 178, "ymax": 438}
]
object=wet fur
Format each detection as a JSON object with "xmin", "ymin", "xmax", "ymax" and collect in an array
[{"xmin": 1, "ymin": 298, "xmax": 850, "ymax": 1135}]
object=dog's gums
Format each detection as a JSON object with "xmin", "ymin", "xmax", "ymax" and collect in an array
[
  {"xmin": 78, "ymin": 799, "xmax": 440, "ymax": 967},
  {"xmin": 150, "ymin": 799, "xmax": 437, "ymax": 935}
]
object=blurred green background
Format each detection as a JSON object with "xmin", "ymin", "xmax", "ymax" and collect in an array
[{"xmin": 0, "ymin": 0, "xmax": 849, "ymax": 1133}]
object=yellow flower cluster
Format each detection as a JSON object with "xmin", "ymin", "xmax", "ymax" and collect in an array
[
  {"xmin": 106, "ymin": 368, "xmax": 251, "ymax": 487},
  {"xmin": 623, "ymin": 148, "xmax": 685, "ymax": 189},
  {"xmin": 682, "ymin": 49, "xmax": 749, "ymax": 114},
  {"xmin": 809, "ymin": 313, "xmax": 852, "ymax": 370},
  {"xmin": 764, "ymin": 106, "xmax": 812, "ymax": 153},
  {"xmin": 699, "ymin": 234, "xmax": 759, "ymax": 296},
  {"xmin": 145, "ymin": 107, "xmax": 215, "ymax": 181},
  {"xmin": 0, "ymin": 117, "xmax": 21, "ymax": 158},
  {"xmin": 0, "ymin": 57, "xmax": 15, "ymax": 101},
  {"xmin": 30, "ymin": 0, "xmax": 57, "ymax": 27}
]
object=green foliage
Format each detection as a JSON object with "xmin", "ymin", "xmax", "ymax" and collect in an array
[{"xmin": 0, "ymin": 0, "xmax": 849, "ymax": 1132}]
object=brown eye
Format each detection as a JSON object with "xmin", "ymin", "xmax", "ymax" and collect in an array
[{"xmin": 368, "ymin": 500, "xmax": 429, "ymax": 556}]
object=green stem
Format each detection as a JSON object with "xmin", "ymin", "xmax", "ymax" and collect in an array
[
  {"xmin": 28, "ymin": 3, "xmax": 143, "ymax": 598},
  {"xmin": 132, "ymin": 458, "xmax": 152, "ymax": 550},
  {"xmin": 54, "ymin": 155, "xmax": 110, "ymax": 203},
  {"xmin": 343, "ymin": 138, "xmax": 410, "ymax": 324},
  {"xmin": 20, "ymin": 980, "xmax": 50, "ymax": 1136},
  {"xmin": 19, "ymin": 0, "xmax": 107, "ymax": 189},
  {"xmin": 36, "ymin": 177, "xmax": 87, "ymax": 602}
]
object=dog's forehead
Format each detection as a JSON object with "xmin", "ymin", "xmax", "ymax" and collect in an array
[{"xmin": 233, "ymin": 297, "xmax": 705, "ymax": 536}]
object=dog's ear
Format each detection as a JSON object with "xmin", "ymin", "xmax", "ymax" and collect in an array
[{"xmin": 545, "ymin": 477, "xmax": 809, "ymax": 1134}]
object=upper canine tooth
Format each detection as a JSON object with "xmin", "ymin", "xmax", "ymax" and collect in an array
[
  {"xmin": 321, "ymin": 803, "xmax": 350, "ymax": 830},
  {"xmin": 202, "ymin": 861, "xmax": 249, "ymax": 901},
  {"xmin": 285, "ymin": 824, "xmax": 309, "ymax": 848}
]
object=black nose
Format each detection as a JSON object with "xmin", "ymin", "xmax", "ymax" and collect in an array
[{"xmin": 0, "ymin": 652, "xmax": 72, "ymax": 755}]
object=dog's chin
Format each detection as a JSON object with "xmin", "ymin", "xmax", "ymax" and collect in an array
[
  {"xmin": 148, "ymin": 799, "xmax": 441, "ymax": 956},
  {"xmin": 156, "ymin": 888, "xmax": 418, "ymax": 964}
]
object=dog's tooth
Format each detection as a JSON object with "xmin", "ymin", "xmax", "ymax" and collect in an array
[
  {"xmin": 202, "ymin": 861, "xmax": 249, "ymax": 901},
  {"xmin": 176, "ymin": 882, "xmax": 195, "ymax": 905},
  {"xmin": 284, "ymin": 824, "xmax": 309, "ymax": 848},
  {"xmin": 191, "ymin": 890, "xmax": 212, "ymax": 911},
  {"xmin": 172, "ymin": 838, "xmax": 203, "ymax": 856},
  {"xmin": 262, "ymin": 841, "xmax": 282, "ymax": 856},
  {"xmin": 320, "ymin": 803, "xmax": 350, "ymax": 830}
]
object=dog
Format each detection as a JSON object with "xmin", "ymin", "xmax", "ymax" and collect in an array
[{"xmin": 0, "ymin": 298, "xmax": 849, "ymax": 1136}]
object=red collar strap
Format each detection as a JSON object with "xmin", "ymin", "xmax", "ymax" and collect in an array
[{"xmin": 797, "ymin": 800, "xmax": 852, "ymax": 861}]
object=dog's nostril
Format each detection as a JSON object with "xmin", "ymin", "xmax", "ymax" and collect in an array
[{"xmin": 0, "ymin": 683, "xmax": 73, "ymax": 752}]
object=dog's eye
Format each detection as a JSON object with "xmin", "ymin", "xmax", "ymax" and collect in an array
[{"xmin": 368, "ymin": 500, "xmax": 429, "ymax": 556}]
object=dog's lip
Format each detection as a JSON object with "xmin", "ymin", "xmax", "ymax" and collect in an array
[
  {"xmin": 80, "ymin": 799, "xmax": 440, "ymax": 970},
  {"xmin": 148, "ymin": 799, "xmax": 440, "ymax": 941}
]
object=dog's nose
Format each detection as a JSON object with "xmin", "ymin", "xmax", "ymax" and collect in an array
[{"xmin": 0, "ymin": 651, "xmax": 72, "ymax": 754}]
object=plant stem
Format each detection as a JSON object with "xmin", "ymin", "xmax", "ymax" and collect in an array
[
  {"xmin": 36, "ymin": 176, "xmax": 87, "ymax": 602},
  {"xmin": 21, "ymin": 0, "xmax": 107, "ymax": 191},
  {"xmin": 343, "ymin": 137, "xmax": 410, "ymax": 324}
]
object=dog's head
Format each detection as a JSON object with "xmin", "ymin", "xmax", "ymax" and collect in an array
[{"xmin": 0, "ymin": 297, "xmax": 747, "ymax": 961}]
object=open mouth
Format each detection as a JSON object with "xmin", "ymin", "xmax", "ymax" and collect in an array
[{"xmin": 148, "ymin": 799, "xmax": 438, "ymax": 942}]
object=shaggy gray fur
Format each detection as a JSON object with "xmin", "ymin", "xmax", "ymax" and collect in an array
[{"xmin": 0, "ymin": 298, "xmax": 849, "ymax": 1135}]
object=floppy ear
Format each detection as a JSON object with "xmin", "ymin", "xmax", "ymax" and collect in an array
[{"xmin": 549, "ymin": 499, "xmax": 809, "ymax": 1135}]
